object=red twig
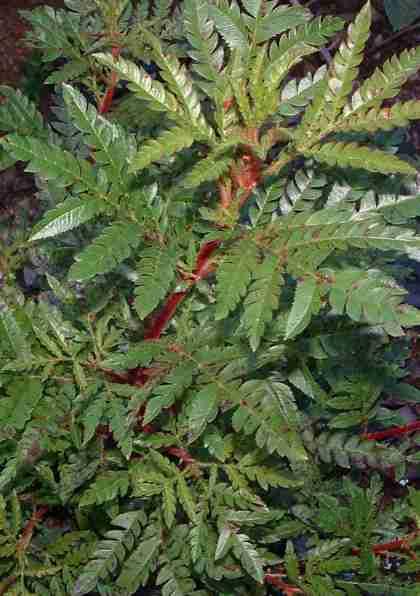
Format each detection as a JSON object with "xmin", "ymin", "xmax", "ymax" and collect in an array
[
  {"xmin": 144, "ymin": 291, "xmax": 188, "ymax": 340},
  {"xmin": 352, "ymin": 531, "xmax": 419, "ymax": 559},
  {"xmin": 361, "ymin": 420, "xmax": 420, "ymax": 441},
  {"xmin": 143, "ymin": 239, "xmax": 221, "ymax": 340},
  {"xmin": 16, "ymin": 505, "xmax": 48, "ymax": 556},
  {"xmin": 0, "ymin": 576, "xmax": 17, "ymax": 596},
  {"xmin": 265, "ymin": 574, "xmax": 303, "ymax": 594},
  {"xmin": 98, "ymin": 46, "xmax": 120, "ymax": 114},
  {"xmin": 166, "ymin": 446, "xmax": 196, "ymax": 465}
]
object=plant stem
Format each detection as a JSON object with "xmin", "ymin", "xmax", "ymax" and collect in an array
[
  {"xmin": 352, "ymin": 531, "xmax": 419, "ymax": 558},
  {"xmin": 264, "ymin": 574, "xmax": 303, "ymax": 594},
  {"xmin": 98, "ymin": 46, "xmax": 120, "ymax": 114},
  {"xmin": 16, "ymin": 505, "xmax": 48, "ymax": 556},
  {"xmin": 362, "ymin": 420, "xmax": 420, "ymax": 441},
  {"xmin": 0, "ymin": 576, "xmax": 17, "ymax": 596}
]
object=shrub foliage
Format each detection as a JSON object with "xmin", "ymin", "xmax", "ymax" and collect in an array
[{"xmin": 1, "ymin": 1, "xmax": 420, "ymax": 594}]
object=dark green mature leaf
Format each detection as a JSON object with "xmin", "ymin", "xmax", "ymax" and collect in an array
[
  {"xmin": 68, "ymin": 222, "xmax": 141, "ymax": 281},
  {"xmin": 215, "ymin": 239, "xmax": 259, "ymax": 320},
  {"xmin": 29, "ymin": 197, "xmax": 105, "ymax": 241},
  {"xmin": 0, "ymin": 379, "xmax": 43, "ymax": 430},
  {"xmin": 135, "ymin": 245, "xmax": 178, "ymax": 320},
  {"xmin": 384, "ymin": 0, "xmax": 420, "ymax": 31},
  {"xmin": 285, "ymin": 278, "xmax": 319, "ymax": 340},
  {"xmin": 188, "ymin": 383, "xmax": 219, "ymax": 439},
  {"xmin": 242, "ymin": 255, "xmax": 283, "ymax": 350},
  {"xmin": 0, "ymin": 134, "xmax": 94, "ymax": 190}
]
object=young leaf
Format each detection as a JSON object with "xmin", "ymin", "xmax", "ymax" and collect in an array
[
  {"xmin": 285, "ymin": 278, "xmax": 319, "ymax": 340},
  {"xmin": 29, "ymin": 197, "xmax": 105, "ymax": 241},
  {"xmin": 68, "ymin": 222, "xmax": 141, "ymax": 281},
  {"xmin": 242, "ymin": 255, "xmax": 283, "ymax": 351},
  {"xmin": 215, "ymin": 240, "xmax": 259, "ymax": 320},
  {"xmin": 135, "ymin": 245, "xmax": 178, "ymax": 320}
]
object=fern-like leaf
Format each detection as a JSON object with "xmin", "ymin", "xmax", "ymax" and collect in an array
[
  {"xmin": 129, "ymin": 126, "xmax": 194, "ymax": 173},
  {"xmin": 93, "ymin": 53, "xmax": 179, "ymax": 115},
  {"xmin": 135, "ymin": 245, "xmax": 178, "ymax": 320},
  {"xmin": 265, "ymin": 16, "xmax": 344, "ymax": 92},
  {"xmin": 29, "ymin": 197, "xmax": 105, "ymax": 241},
  {"xmin": 142, "ymin": 29, "xmax": 214, "ymax": 139},
  {"xmin": 232, "ymin": 533, "xmax": 264, "ymax": 583},
  {"xmin": 62, "ymin": 84, "xmax": 128, "ymax": 180},
  {"xmin": 215, "ymin": 239, "xmax": 259, "ymax": 320},
  {"xmin": 306, "ymin": 141, "xmax": 417, "ymax": 175},
  {"xmin": 0, "ymin": 134, "xmax": 92, "ymax": 190},
  {"xmin": 347, "ymin": 45, "xmax": 420, "ymax": 115},
  {"xmin": 242, "ymin": 255, "xmax": 283, "ymax": 351},
  {"xmin": 285, "ymin": 278, "xmax": 320, "ymax": 340},
  {"xmin": 183, "ymin": 0, "xmax": 223, "ymax": 85},
  {"xmin": 68, "ymin": 222, "xmax": 141, "ymax": 281},
  {"xmin": 323, "ymin": 2, "xmax": 371, "ymax": 121},
  {"xmin": 73, "ymin": 511, "xmax": 147, "ymax": 596}
]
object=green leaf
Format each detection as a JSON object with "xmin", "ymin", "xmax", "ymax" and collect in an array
[
  {"xmin": 242, "ymin": 255, "xmax": 283, "ymax": 351},
  {"xmin": 93, "ymin": 53, "xmax": 179, "ymax": 114},
  {"xmin": 29, "ymin": 197, "xmax": 104, "ymax": 241},
  {"xmin": 135, "ymin": 245, "xmax": 178, "ymax": 320},
  {"xmin": 141, "ymin": 29, "xmax": 213, "ymax": 138},
  {"xmin": 183, "ymin": 0, "xmax": 223, "ymax": 85},
  {"xmin": 188, "ymin": 384, "xmax": 219, "ymax": 439},
  {"xmin": 0, "ymin": 379, "xmax": 43, "ymax": 430},
  {"xmin": 62, "ymin": 83, "xmax": 128, "ymax": 180},
  {"xmin": 108, "ymin": 399, "xmax": 133, "ymax": 459},
  {"xmin": 348, "ymin": 45, "xmax": 420, "ymax": 114},
  {"xmin": 256, "ymin": 5, "xmax": 312, "ymax": 43},
  {"xmin": 74, "ymin": 511, "xmax": 147, "ymax": 596},
  {"xmin": 0, "ymin": 85, "xmax": 44, "ymax": 135},
  {"xmin": 215, "ymin": 239, "xmax": 259, "ymax": 320},
  {"xmin": 232, "ymin": 533, "xmax": 264, "ymax": 583},
  {"xmin": 285, "ymin": 278, "xmax": 318, "ymax": 340},
  {"xmin": 215, "ymin": 526, "xmax": 233, "ymax": 560},
  {"xmin": 0, "ymin": 306, "xmax": 31, "ymax": 359},
  {"xmin": 68, "ymin": 222, "xmax": 141, "ymax": 281},
  {"xmin": 129, "ymin": 126, "xmax": 194, "ymax": 173},
  {"xmin": 116, "ymin": 536, "xmax": 161, "ymax": 592},
  {"xmin": 176, "ymin": 473, "xmax": 197, "ymax": 522},
  {"xmin": 208, "ymin": 4, "xmax": 249, "ymax": 52},
  {"xmin": 384, "ymin": 0, "xmax": 420, "ymax": 31},
  {"xmin": 79, "ymin": 471, "xmax": 129, "ymax": 507},
  {"xmin": 265, "ymin": 16, "xmax": 344, "ymax": 92},
  {"xmin": 143, "ymin": 363, "xmax": 195, "ymax": 425},
  {"xmin": 183, "ymin": 153, "xmax": 234, "ymax": 189},
  {"xmin": 0, "ymin": 134, "xmax": 89, "ymax": 189},
  {"xmin": 323, "ymin": 2, "xmax": 372, "ymax": 121},
  {"xmin": 307, "ymin": 141, "xmax": 417, "ymax": 176}
]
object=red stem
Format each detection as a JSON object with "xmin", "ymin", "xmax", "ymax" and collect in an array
[
  {"xmin": 143, "ymin": 240, "xmax": 221, "ymax": 340},
  {"xmin": 352, "ymin": 531, "xmax": 419, "ymax": 558},
  {"xmin": 362, "ymin": 420, "xmax": 420, "ymax": 441},
  {"xmin": 264, "ymin": 574, "xmax": 303, "ymax": 594},
  {"xmin": 17, "ymin": 505, "xmax": 48, "ymax": 555},
  {"xmin": 98, "ymin": 46, "xmax": 120, "ymax": 114}
]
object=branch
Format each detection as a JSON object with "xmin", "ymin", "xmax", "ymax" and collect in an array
[
  {"xmin": 98, "ymin": 46, "xmax": 121, "ymax": 114},
  {"xmin": 361, "ymin": 420, "xmax": 420, "ymax": 441},
  {"xmin": 0, "ymin": 576, "xmax": 17, "ymax": 596},
  {"xmin": 352, "ymin": 531, "xmax": 419, "ymax": 558},
  {"xmin": 265, "ymin": 573, "xmax": 303, "ymax": 594},
  {"xmin": 16, "ymin": 505, "xmax": 48, "ymax": 556}
]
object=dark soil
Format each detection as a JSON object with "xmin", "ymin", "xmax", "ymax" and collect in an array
[{"xmin": 0, "ymin": 0, "xmax": 64, "ymax": 227}]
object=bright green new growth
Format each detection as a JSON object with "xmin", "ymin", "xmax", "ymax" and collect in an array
[{"xmin": 1, "ymin": 1, "xmax": 420, "ymax": 595}]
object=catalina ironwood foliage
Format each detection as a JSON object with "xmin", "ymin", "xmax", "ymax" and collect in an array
[{"xmin": 2, "ymin": 0, "xmax": 420, "ymax": 594}]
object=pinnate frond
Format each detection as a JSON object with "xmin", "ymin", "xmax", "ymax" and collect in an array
[
  {"xmin": 68, "ymin": 222, "xmax": 141, "ymax": 281},
  {"xmin": 306, "ymin": 141, "xmax": 417, "ymax": 176},
  {"xmin": 135, "ymin": 245, "xmax": 178, "ymax": 320}
]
